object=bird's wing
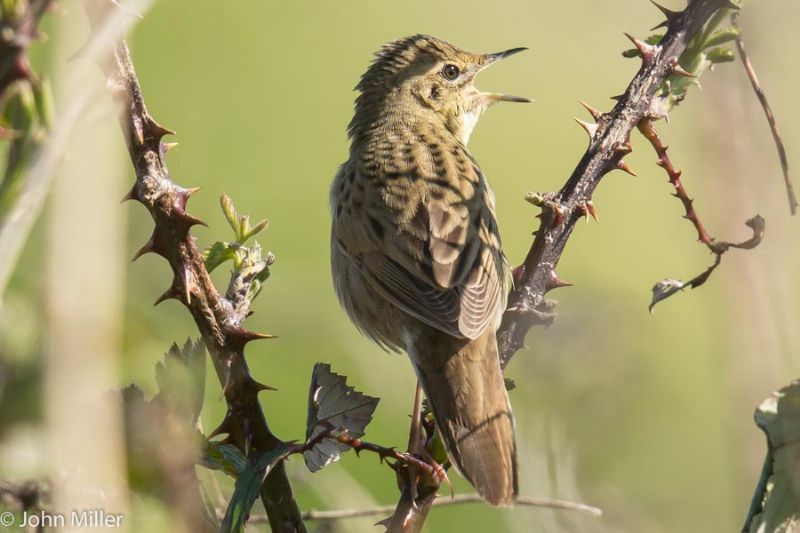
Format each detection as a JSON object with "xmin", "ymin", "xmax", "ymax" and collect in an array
[{"xmin": 335, "ymin": 132, "xmax": 508, "ymax": 339}]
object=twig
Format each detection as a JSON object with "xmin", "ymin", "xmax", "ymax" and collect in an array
[
  {"xmin": 82, "ymin": 1, "xmax": 305, "ymax": 530},
  {"xmin": 236, "ymin": 494, "xmax": 601, "ymax": 524},
  {"xmin": 638, "ymin": 117, "xmax": 765, "ymax": 311},
  {"xmin": 496, "ymin": 0, "xmax": 737, "ymax": 369},
  {"xmin": 732, "ymin": 12, "xmax": 797, "ymax": 215},
  {"xmin": 638, "ymin": 118, "xmax": 713, "ymax": 246}
]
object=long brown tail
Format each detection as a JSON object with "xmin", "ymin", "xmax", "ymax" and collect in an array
[{"xmin": 410, "ymin": 325, "xmax": 517, "ymax": 506}]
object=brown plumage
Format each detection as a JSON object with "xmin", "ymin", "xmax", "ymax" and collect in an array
[{"xmin": 330, "ymin": 35, "xmax": 529, "ymax": 506}]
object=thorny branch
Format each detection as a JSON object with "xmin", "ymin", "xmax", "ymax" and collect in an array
[
  {"xmin": 389, "ymin": 1, "xmax": 750, "ymax": 530},
  {"xmin": 639, "ymin": 118, "xmax": 764, "ymax": 311},
  {"xmin": 496, "ymin": 0, "xmax": 746, "ymax": 369},
  {"xmin": 82, "ymin": 1, "xmax": 304, "ymax": 531},
  {"xmin": 0, "ymin": 0, "xmax": 53, "ymax": 101}
]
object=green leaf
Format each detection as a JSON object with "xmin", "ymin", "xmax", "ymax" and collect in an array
[
  {"xmin": 153, "ymin": 338, "xmax": 206, "ymax": 424},
  {"xmin": 304, "ymin": 363, "xmax": 379, "ymax": 472},
  {"xmin": 706, "ymin": 47, "xmax": 736, "ymax": 64},
  {"xmin": 219, "ymin": 443, "xmax": 292, "ymax": 533},
  {"xmin": 703, "ymin": 27, "xmax": 740, "ymax": 49},
  {"xmin": 201, "ymin": 442, "xmax": 247, "ymax": 478},
  {"xmin": 220, "ymin": 193, "xmax": 240, "ymax": 238},
  {"xmin": 202, "ymin": 241, "xmax": 236, "ymax": 273},
  {"xmin": 243, "ymin": 218, "xmax": 269, "ymax": 241},
  {"xmin": 744, "ymin": 379, "xmax": 800, "ymax": 532}
]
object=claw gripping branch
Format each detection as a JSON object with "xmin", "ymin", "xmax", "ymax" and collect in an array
[{"xmin": 82, "ymin": 1, "xmax": 305, "ymax": 530}]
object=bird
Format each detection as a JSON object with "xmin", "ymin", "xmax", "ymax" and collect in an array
[{"xmin": 329, "ymin": 34, "xmax": 530, "ymax": 506}]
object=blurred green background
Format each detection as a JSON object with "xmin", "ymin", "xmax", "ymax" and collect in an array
[{"xmin": 2, "ymin": 0, "xmax": 799, "ymax": 531}]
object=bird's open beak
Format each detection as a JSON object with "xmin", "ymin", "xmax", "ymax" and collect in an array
[
  {"xmin": 482, "ymin": 47, "xmax": 528, "ymax": 66},
  {"xmin": 478, "ymin": 47, "xmax": 532, "ymax": 104}
]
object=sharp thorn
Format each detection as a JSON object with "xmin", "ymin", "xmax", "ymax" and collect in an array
[
  {"xmin": 120, "ymin": 183, "xmax": 139, "ymax": 204},
  {"xmin": 585, "ymin": 201, "xmax": 599, "ymax": 222},
  {"xmin": 649, "ymin": 0, "xmax": 682, "ymax": 22},
  {"xmin": 254, "ymin": 381, "xmax": 278, "ymax": 392},
  {"xmin": 546, "ymin": 269, "xmax": 575, "ymax": 291},
  {"xmin": 671, "ymin": 61, "xmax": 694, "ymax": 78},
  {"xmin": 579, "ymin": 100, "xmax": 603, "ymax": 121},
  {"xmin": 574, "ymin": 118, "xmax": 598, "ymax": 139},
  {"xmin": 131, "ymin": 236, "xmax": 155, "ymax": 262},
  {"xmin": 624, "ymin": 32, "xmax": 657, "ymax": 64},
  {"xmin": 617, "ymin": 160, "xmax": 637, "ymax": 176},
  {"xmin": 208, "ymin": 412, "xmax": 235, "ymax": 439},
  {"xmin": 175, "ymin": 209, "xmax": 208, "ymax": 228},
  {"xmin": 235, "ymin": 328, "xmax": 276, "ymax": 344},
  {"xmin": 153, "ymin": 286, "xmax": 178, "ymax": 306},
  {"xmin": 147, "ymin": 118, "xmax": 175, "ymax": 141}
]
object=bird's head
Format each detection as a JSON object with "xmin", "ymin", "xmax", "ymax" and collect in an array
[{"xmin": 351, "ymin": 35, "xmax": 531, "ymax": 144}]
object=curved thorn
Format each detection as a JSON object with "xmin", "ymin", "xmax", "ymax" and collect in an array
[
  {"xmin": 574, "ymin": 118, "xmax": 598, "ymax": 139},
  {"xmin": 153, "ymin": 285, "xmax": 178, "ymax": 306},
  {"xmin": 624, "ymin": 32, "xmax": 657, "ymax": 64},
  {"xmin": 120, "ymin": 183, "xmax": 139, "ymax": 204},
  {"xmin": 176, "ymin": 210, "xmax": 208, "ymax": 228},
  {"xmin": 585, "ymin": 201, "xmax": 599, "ymax": 222},
  {"xmin": 671, "ymin": 61, "xmax": 694, "ymax": 78},
  {"xmin": 579, "ymin": 100, "xmax": 603, "ymax": 121},
  {"xmin": 617, "ymin": 160, "xmax": 637, "ymax": 176},
  {"xmin": 131, "ymin": 236, "xmax": 155, "ymax": 262},
  {"xmin": 254, "ymin": 381, "xmax": 278, "ymax": 392},
  {"xmin": 649, "ymin": 0, "xmax": 682, "ymax": 22}
]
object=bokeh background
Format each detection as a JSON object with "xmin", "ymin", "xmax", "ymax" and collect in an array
[{"xmin": 1, "ymin": 0, "xmax": 799, "ymax": 531}]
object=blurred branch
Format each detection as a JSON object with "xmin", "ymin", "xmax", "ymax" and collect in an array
[
  {"xmin": 732, "ymin": 12, "xmax": 797, "ymax": 216},
  {"xmin": 497, "ymin": 0, "xmax": 742, "ymax": 368},
  {"xmin": 0, "ymin": 480, "xmax": 45, "ymax": 512},
  {"xmin": 234, "ymin": 494, "xmax": 601, "ymax": 524},
  {"xmin": 82, "ymin": 1, "xmax": 305, "ymax": 531},
  {"xmin": 0, "ymin": 0, "xmax": 53, "ymax": 99},
  {"xmin": 0, "ymin": 0, "xmax": 54, "ymax": 300}
]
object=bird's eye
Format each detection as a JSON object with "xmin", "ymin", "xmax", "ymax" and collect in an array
[{"xmin": 442, "ymin": 64, "xmax": 460, "ymax": 81}]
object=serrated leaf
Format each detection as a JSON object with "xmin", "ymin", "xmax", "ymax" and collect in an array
[
  {"xmin": 153, "ymin": 338, "xmax": 206, "ymax": 424},
  {"xmin": 744, "ymin": 380, "xmax": 800, "ymax": 533},
  {"xmin": 202, "ymin": 241, "xmax": 237, "ymax": 273},
  {"xmin": 220, "ymin": 193, "xmax": 240, "ymax": 237},
  {"xmin": 201, "ymin": 442, "xmax": 247, "ymax": 478},
  {"xmin": 219, "ymin": 443, "xmax": 292, "ymax": 533},
  {"xmin": 303, "ymin": 363, "xmax": 379, "ymax": 472}
]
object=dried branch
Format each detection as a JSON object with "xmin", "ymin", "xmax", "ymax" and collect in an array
[
  {"xmin": 235, "ymin": 494, "xmax": 601, "ymax": 524},
  {"xmin": 82, "ymin": 1, "xmax": 304, "ymax": 531},
  {"xmin": 497, "ymin": 0, "xmax": 739, "ymax": 369},
  {"xmin": 731, "ymin": 12, "xmax": 797, "ymax": 215},
  {"xmin": 638, "ymin": 117, "xmax": 764, "ymax": 311}
]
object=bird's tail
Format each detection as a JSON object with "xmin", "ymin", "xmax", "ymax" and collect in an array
[{"xmin": 411, "ymin": 326, "xmax": 517, "ymax": 506}]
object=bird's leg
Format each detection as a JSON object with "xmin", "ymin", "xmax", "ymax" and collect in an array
[{"xmin": 406, "ymin": 381, "xmax": 424, "ymax": 504}]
